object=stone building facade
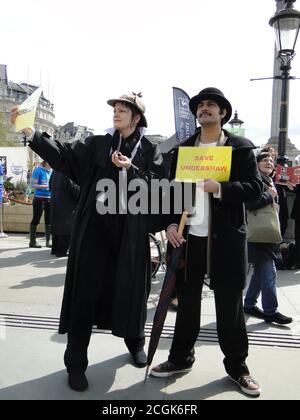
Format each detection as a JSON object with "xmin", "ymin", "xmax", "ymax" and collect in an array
[
  {"xmin": 54, "ymin": 122, "xmax": 94, "ymax": 143},
  {"xmin": 0, "ymin": 64, "xmax": 56, "ymax": 146}
]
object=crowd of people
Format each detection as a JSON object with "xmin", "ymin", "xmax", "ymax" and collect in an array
[{"xmin": 9, "ymin": 87, "xmax": 299, "ymax": 398}]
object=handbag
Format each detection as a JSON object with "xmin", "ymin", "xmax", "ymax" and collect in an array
[{"xmin": 246, "ymin": 203, "xmax": 282, "ymax": 244}]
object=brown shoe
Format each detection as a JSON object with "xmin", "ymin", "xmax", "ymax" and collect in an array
[
  {"xmin": 230, "ymin": 374, "xmax": 261, "ymax": 397},
  {"xmin": 150, "ymin": 360, "xmax": 192, "ymax": 378}
]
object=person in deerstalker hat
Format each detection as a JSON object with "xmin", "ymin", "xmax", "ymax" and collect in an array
[
  {"xmin": 150, "ymin": 87, "xmax": 263, "ymax": 397},
  {"xmin": 11, "ymin": 92, "xmax": 165, "ymax": 392}
]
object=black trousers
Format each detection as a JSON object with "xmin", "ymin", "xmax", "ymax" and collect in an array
[
  {"xmin": 51, "ymin": 234, "xmax": 70, "ymax": 256},
  {"xmin": 31, "ymin": 198, "xmax": 51, "ymax": 226},
  {"xmin": 169, "ymin": 234, "xmax": 249, "ymax": 380}
]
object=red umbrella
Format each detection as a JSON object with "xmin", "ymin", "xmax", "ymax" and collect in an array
[{"xmin": 144, "ymin": 211, "xmax": 188, "ymax": 382}]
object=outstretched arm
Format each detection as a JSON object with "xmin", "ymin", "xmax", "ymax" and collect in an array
[{"xmin": 11, "ymin": 106, "xmax": 95, "ymax": 186}]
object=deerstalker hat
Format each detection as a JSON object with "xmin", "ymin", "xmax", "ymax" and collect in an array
[
  {"xmin": 107, "ymin": 92, "xmax": 147, "ymax": 127},
  {"xmin": 189, "ymin": 87, "xmax": 232, "ymax": 125}
]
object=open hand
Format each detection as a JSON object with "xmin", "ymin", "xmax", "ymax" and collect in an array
[{"xmin": 10, "ymin": 106, "xmax": 33, "ymax": 137}]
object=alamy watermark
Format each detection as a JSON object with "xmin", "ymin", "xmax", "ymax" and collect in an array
[{"xmin": 95, "ymin": 173, "xmax": 205, "ymax": 225}]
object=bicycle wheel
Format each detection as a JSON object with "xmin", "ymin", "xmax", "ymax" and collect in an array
[{"xmin": 149, "ymin": 233, "xmax": 162, "ymax": 278}]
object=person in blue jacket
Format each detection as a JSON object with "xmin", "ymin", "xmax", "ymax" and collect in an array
[{"xmin": 29, "ymin": 160, "xmax": 52, "ymax": 247}]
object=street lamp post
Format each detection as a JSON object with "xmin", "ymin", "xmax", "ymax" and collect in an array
[
  {"xmin": 269, "ymin": 0, "xmax": 300, "ymax": 165},
  {"xmin": 228, "ymin": 111, "xmax": 245, "ymax": 136}
]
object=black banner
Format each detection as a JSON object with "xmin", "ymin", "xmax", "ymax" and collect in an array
[{"xmin": 173, "ymin": 87, "xmax": 196, "ymax": 143}]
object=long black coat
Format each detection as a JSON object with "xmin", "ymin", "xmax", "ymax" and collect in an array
[
  {"xmin": 165, "ymin": 129, "xmax": 262, "ymax": 290},
  {"xmin": 49, "ymin": 171, "xmax": 80, "ymax": 236},
  {"xmin": 29, "ymin": 131, "xmax": 165, "ymax": 337}
]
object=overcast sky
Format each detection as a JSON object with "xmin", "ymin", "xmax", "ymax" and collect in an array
[{"xmin": 2, "ymin": 0, "xmax": 300, "ymax": 149}]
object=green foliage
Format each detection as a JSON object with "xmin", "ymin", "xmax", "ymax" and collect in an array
[
  {"xmin": 3, "ymin": 180, "xmax": 14, "ymax": 191},
  {"xmin": 14, "ymin": 180, "xmax": 28, "ymax": 193},
  {"xmin": 0, "ymin": 139, "xmax": 21, "ymax": 146}
]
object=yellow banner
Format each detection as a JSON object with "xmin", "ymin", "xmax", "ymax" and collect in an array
[
  {"xmin": 14, "ymin": 87, "xmax": 42, "ymax": 132},
  {"xmin": 175, "ymin": 146, "xmax": 232, "ymax": 182}
]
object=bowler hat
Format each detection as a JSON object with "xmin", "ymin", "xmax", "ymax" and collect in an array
[
  {"xmin": 189, "ymin": 87, "xmax": 232, "ymax": 125},
  {"xmin": 107, "ymin": 92, "xmax": 147, "ymax": 127}
]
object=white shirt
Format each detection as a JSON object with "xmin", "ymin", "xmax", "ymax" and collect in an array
[{"xmin": 189, "ymin": 141, "xmax": 218, "ymax": 237}]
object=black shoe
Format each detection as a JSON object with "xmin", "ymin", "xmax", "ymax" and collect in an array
[
  {"xmin": 131, "ymin": 349, "xmax": 147, "ymax": 368},
  {"xmin": 275, "ymin": 262, "xmax": 286, "ymax": 270},
  {"xmin": 68, "ymin": 372, "xmax": 88, "ymax": 392},
  {"xmin": 264, "ymin": 312, "xmax": 293, "ymax": 325},
  {"xmin": 244, "ymin": 306, "xmax": 265, "ymax": 319},
  {"xmin": 29, "ymin": 242, "xmax": 42, "ymax": 248}
]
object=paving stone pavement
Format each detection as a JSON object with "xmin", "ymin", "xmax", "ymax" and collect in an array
[{"xmin": 0, "ymin": 234, "xmax": 300, "ymax": 400}]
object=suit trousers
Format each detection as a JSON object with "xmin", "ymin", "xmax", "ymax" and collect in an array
[{"xmin": 169, "ymin": 234, "xmax": 249, "ymax": 380}]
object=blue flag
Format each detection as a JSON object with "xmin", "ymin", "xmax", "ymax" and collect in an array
[{"xmin": 172, "ymin": 87, "xmax": 196, "ymax": 143}]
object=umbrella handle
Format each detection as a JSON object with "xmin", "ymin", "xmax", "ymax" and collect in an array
[{"xmin": 178, "ymin": 211, "xmax": 188, "ymax": 236}]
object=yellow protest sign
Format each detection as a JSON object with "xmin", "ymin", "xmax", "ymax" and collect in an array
[
  {"xmin": 14, "ymin": 87, "xmax": 42, "ymax": 132},
  {"xmin": 175, "ymin": 146, "xmax": 232, "ymax": 182}
]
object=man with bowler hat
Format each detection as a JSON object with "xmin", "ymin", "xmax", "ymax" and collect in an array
[{"xmin": 150, "ymin": 87, "xmax": 263, "ymax": 397}]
